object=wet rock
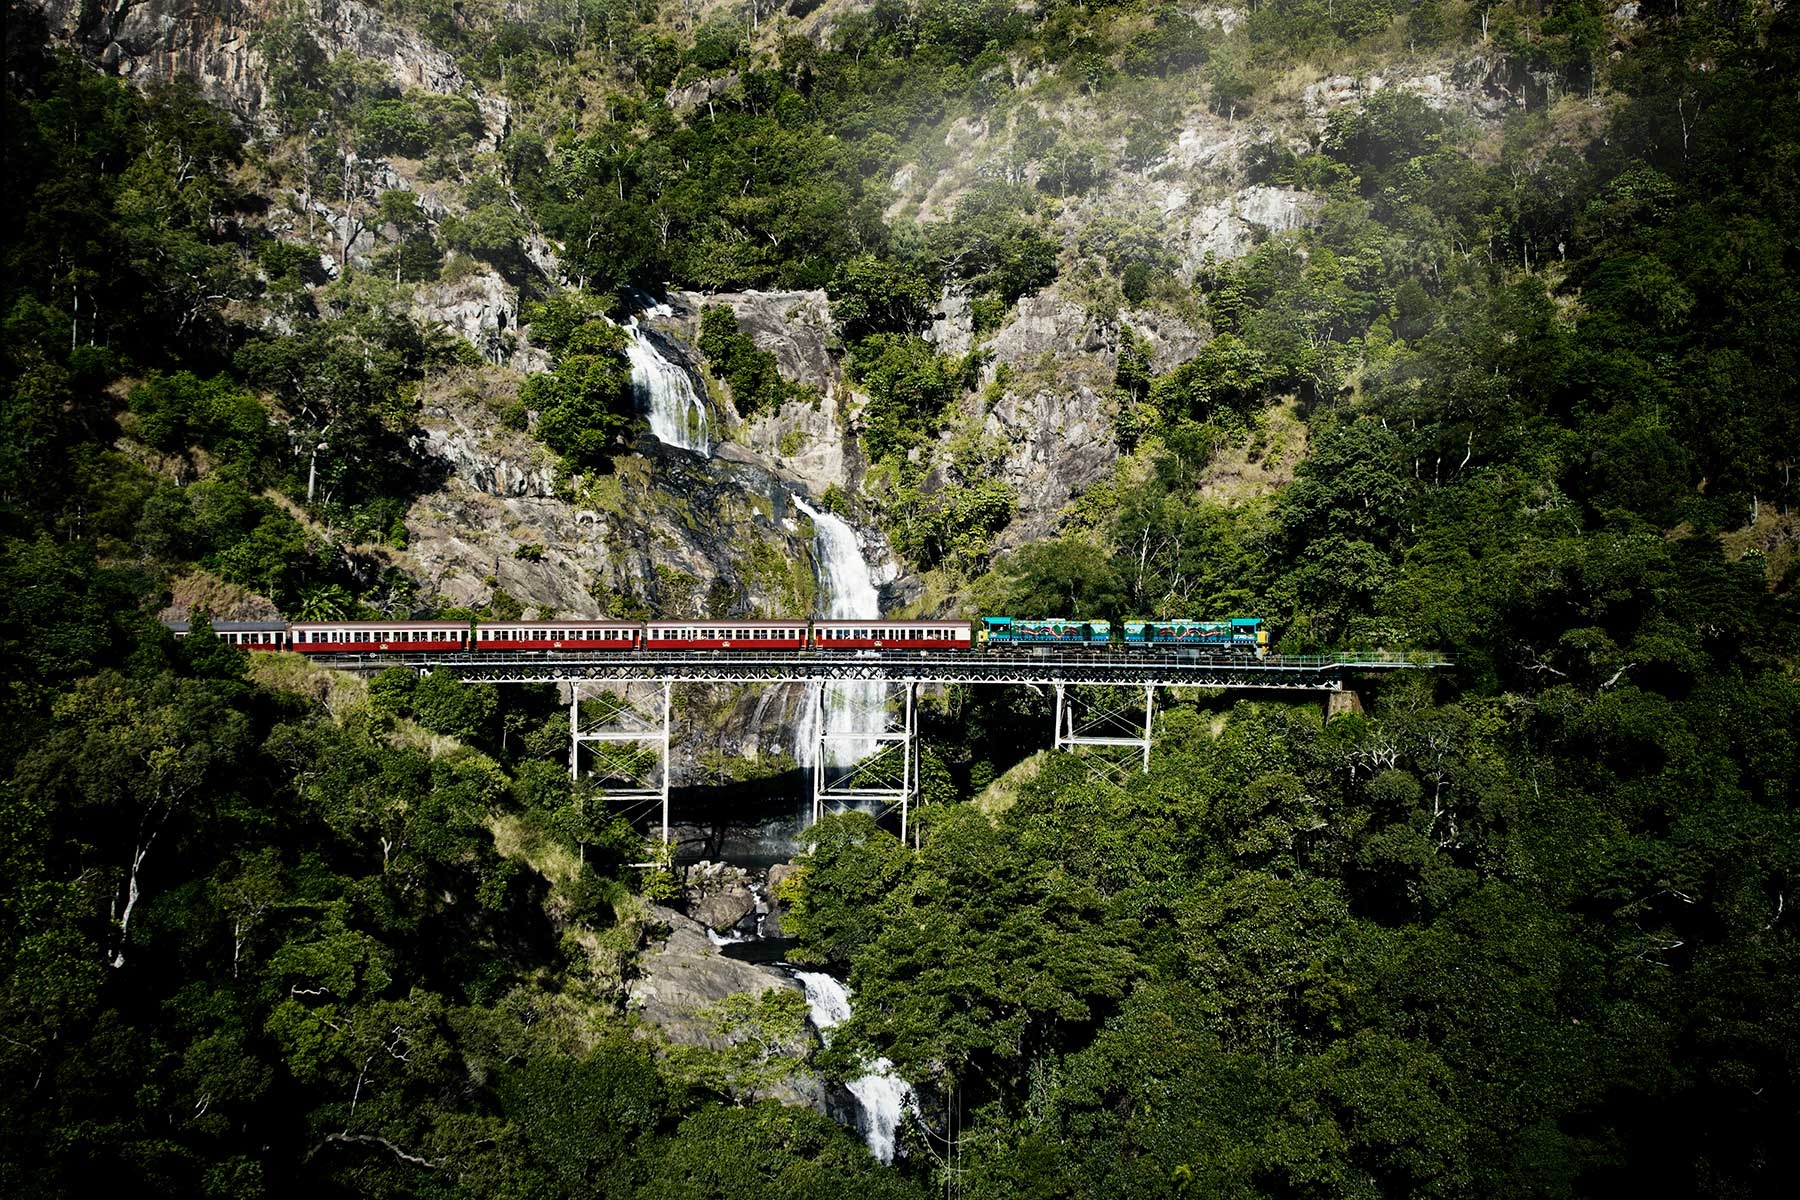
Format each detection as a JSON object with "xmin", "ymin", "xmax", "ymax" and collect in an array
[{"xmin": 626, "ymin": 905, "xmax": 800, "ymax": 1050}]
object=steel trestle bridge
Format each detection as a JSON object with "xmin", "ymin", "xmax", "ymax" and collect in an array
[{"xmin": 311, "ymin": 649, "xmax": 1449, "ymax": 847}]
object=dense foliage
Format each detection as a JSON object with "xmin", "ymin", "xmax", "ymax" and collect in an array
[
  {"xmin": 0, "ymin": 22, "xmax": 904, "ymax": 1198},
  {"xmin": 778, "ymin": 6, "xmax": 1800, "ymax": 1198},
  {"xmin": 4, "ymin": 0, "xmax": 1799, "ymax": 1197}
]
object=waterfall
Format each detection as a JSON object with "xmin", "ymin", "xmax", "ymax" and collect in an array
[
  {"xmin": 626, "ymin": 317, "xmax": 710, "ymax": 454},
  {"xmin": 793, "ymin": 971, "xmax": 914, "ymax": 1163},
  {"xmin": 791, "ymin": 497, "xmax": 885, "ymax": 770}
]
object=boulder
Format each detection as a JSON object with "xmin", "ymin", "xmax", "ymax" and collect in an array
[
  {"xmin": 763, "ymin": 861, "xmax": 802, "ymax": 939},
  {"xmin": 625, "ymin": 905, "xmax": 800, "ymax": 1050},
  {"xmin": 682, "ymin": 860, "xmax": 758, "ymax": 934}
]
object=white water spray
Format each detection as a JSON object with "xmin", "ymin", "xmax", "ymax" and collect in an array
[
  {"xmin": 626, "ymin": 317, "xmax": 710, "ymax": 454},
  {"xmin": 794, "ymin": 971, "xmax": 914, "ymax": 1163},
  {"xmin": 792, "ymin": 497, "xmax": 885, "ymax": 769}
]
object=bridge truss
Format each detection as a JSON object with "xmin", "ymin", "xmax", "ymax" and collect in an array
[{"xmin": 319, "ymin": 650, "xmax": 1447, "ymax": 847}]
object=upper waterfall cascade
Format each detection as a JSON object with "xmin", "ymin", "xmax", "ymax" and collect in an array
[
  {"xmin": 792, "ymin": 497, "xmax": 885, "ymax": 768},
  {"xmin": 793, "ymin": 971, "xmax": 914, "ymax": 1164},
  {"xmin": 626, "ymin": 316, "xmax": 710, "ymax": 454}
]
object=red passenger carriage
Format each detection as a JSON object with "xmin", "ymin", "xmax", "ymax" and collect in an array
[
  {"xmin": 289, "ymin": 621, "xmax": 469, "ymax": 653},
  {"xmin": 642, "ymin": 621, "xmax": 810, "ymax": 650},
  {"xmin": 473, "ymin": 621, "xmax": 641, "ymax": 652},
  {"xmin": 165, "ymin": 620, "xmax": 289, "ymax": 651},
  {"xmin": 811, "ymin": 620, "xmax": 973, "ymax": 650}
]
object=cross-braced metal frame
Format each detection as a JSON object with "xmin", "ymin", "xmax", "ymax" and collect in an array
[
  {"xmin": 808, "ymin": 681, "xmax": 922, "ymax": 841},
  {"xmin": 1053, "ymin": 683, "xmax": 1156, "ymax": 788},
  {"xmin": 440, "ymin": 651, "xmax": 1455, "ymax": 848},
  {"xmin": 569, "ymin": 680, "xmax": 673, "ymax": 845}
]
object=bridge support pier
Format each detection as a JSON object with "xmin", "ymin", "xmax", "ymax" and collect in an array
[
  {"xmin": 1052, "ymin": 683, "xmax": 1156, "ymax": 777},
  {"xmin": 570, "ymin": 678, "xmax": 674, "ymax": 846},
  {"xmin": 810, "ymin": 680, "xmax": 920, "ymax": 841}
]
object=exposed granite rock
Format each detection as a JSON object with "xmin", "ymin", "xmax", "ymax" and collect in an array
[
  {"xmin": 666, "ymin": 71, "xmax": 741, "ymax": 111},
  {"xmin": 972, "ymin": 290, "xmax": 1122, "ymax": 545},
  {"xmin": 624, "ymin": 904, "xmax": 854, "ymax": 1120},
  {"xmin": 659, "ymin": 290, "xmax": 858, "ymax": 498},
  {"xmin": 986, "ymin": 291, "xmax": 1110, "ymax": 366},
  {"xmin": 40, "ymin": 0, "xmax": 506, "ymax": 141},
  {"xmin": 763, "ymin": 861, "xmax": 801, "ymax": 939},
  {"xmin": 401, "ymin": 363, "xmax": 835, "ymax": 625},
  {"xmin": 626, "ymin": 904, "xmax": 799, "ymax": 1049},
  {"xmin": 682, "ymin": 860, "xmax": 758, "ymax": 934},
  {"xmin": 667, "ymin": 289, "xmax": 841, "ymax": 398},
  {"xmin": 1174, "ymin": 186, "xmax": 1326, "ymax": 282},
  {"xmin": 1120, "ymin": 306, "xmax": 1210, "ymax": 373},
  {"xmin": 1302, "ymin": 65, "xmax": 1519, "ymax": 120},
  {"xmin": 925, "ymin": 287, "xmax": 974, "ymax": 358},
  {"xmin": 412, "ymin": 379, "xmax": 557, "ymax": 501},
  {"xmin": 158, "ymin": 568, "xmax": 283, "ymax": 622},
  {"xmin": 35, "ymin": 0, "xmax": 552, "ymax": 373},
  {"xmin": 411, "ymin": 271, "xmax": 546, "ymax": 371}
]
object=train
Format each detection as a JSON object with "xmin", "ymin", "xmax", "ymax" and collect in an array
[{"xmin": 163, "ymin": 615, "xmax": 1269, "ymax": 658}]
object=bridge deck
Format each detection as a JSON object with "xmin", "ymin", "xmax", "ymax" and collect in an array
[{"xmin": 309, "ymin": 649, "xmax": 1448, "ymax": 689}]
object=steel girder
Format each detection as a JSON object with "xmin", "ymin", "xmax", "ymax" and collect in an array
[{"xmin": 320, "ymin": 650, "xmax": 1446, "ymax": 688}]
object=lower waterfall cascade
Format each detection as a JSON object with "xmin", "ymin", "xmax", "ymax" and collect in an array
[{"xmin": 793, "ymin": 971, "xmax": 914, "ymax": 1163}]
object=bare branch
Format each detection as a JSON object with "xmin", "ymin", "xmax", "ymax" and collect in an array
[{"xmin": 306, "ymin": 1133, "xmax": 439, "ymax": 1170}]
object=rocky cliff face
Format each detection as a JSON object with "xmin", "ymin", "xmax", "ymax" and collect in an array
[
  {"xmin": 38, "ymin": 0, "xmax": 503, "ymax": 138},
  {"xmin": 655, "ymin": 290, "xmax": 860, "ymax": 500},
  {"xmin": 403, "ymin": 372, "xmax": 827, "ymax": 621}
]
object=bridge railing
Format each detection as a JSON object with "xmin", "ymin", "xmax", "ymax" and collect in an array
[{"xmin": 301, "ymin": 648, "xmax": 1450, "ymax": 670}]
